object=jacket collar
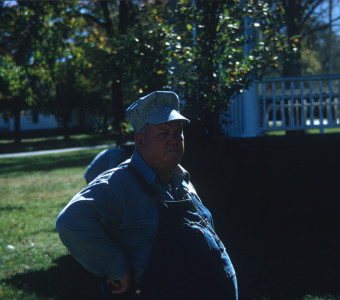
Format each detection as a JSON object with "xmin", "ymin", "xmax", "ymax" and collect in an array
[{"xmin": 130, "ymin": 150, "xmax": 190, "ymax": 185}]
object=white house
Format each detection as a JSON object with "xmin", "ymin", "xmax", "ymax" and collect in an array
[{"xmin": 0, "ymin": 110, "xmax": 87, "ymax": 133}]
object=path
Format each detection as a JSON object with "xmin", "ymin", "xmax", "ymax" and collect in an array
[{"xmin": 0, "ymin": 144, "xmax": 113, "ymax": 158}]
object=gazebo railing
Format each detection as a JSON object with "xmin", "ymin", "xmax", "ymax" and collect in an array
[{"xmin": 259, "ymin": 75, "xmax": 340, "ymax": 133}]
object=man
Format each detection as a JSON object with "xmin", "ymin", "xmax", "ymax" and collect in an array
[{"xmin": 56, "ymin": 91, "xmax": 237, "ymax": 300}]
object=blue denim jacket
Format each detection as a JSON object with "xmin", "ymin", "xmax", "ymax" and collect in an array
[{"xmin": 56, "ymin": 151, "xmax": 235, "ymax": 283}]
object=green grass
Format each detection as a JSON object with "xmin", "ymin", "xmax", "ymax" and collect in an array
[
  {"xmin": 0, "ymin": 137, "xmax": 338, "ymax": 299},
  {"xmin": 0, "ymin": 133, "xmax": 116, "ymax": 154},
  {"xmin": 0, "ymin": 149, "xmax": 103, "ymax": 300},
  {"xmin": 302, "ymin": 297, "xmax": 340, "ymax": 300},
  {"xmin": 264, "ymin": 127, "xmax": 340, "ymax": 136}
]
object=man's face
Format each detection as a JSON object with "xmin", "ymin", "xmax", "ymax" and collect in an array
[{"xmin": 135, "ymin": 121, "xmax": 184, "ymax": 174}]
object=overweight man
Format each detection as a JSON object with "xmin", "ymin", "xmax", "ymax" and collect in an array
[{"xmin": 56, "ymin": 91, "xmax": 238, "ymax": 300}]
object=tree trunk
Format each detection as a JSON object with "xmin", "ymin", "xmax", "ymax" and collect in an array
[
  {"xmin": 112, "ymin": 79, "xmax": 123, "ymax": 144},
  {"xmin": 282, "ymin": 0, "xmax": 303, "ymax": 77},
  {"xmin": 112, "ymin": 1, "xmax": 129, "ymax": 139},
  {"xmin": 196, "ymin": 1, "xmax": 221, "ymax": 140},
  {"xmin": 78, "ymin": 108, "xmax": 85, "ymax": 132},
  {"xmin": 62, "ymin": 113, "xmax": 70, "ymax": 141},
  {"xmin": 56, "ymin": 84, "xmax": 70, "ymax": 141},
  {"xmin": 100, "ymin": 1, "xmax": 129, "ymax": 142},
  {"xmin": 14, "ymin": 108, "xmax": 21, "ymax": 144}
]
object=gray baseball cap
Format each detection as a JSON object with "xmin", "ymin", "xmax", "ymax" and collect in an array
[{"xmin": 126, "ymin": 91, "xmax": 190, "ymax": 132}]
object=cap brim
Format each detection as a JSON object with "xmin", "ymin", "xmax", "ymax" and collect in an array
[{"xmin": 146, "ymin": 108, "xmax": 190, "ymax": 125}]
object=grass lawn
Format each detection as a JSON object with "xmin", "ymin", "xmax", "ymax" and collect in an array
[
  {"xmin": 0, "ymin": 133, "xmax": 116, "ymax": 154},
  {"xmin": 0, "ymin": 136, "xmax": 338, "ymax": 299},
  {"xmin": 0, "ymin": 149, "xmax": 103, "ymax": 300},
  {"xmin": 264, "ymin": 127, "xmax": 340, "ymax": 136}
]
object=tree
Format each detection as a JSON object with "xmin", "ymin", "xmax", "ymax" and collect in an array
[
  {"xmin": 162, "ymin": 0, "xmax": 289, "ymax": 139},
  {"xmin": 28, "ymin": 2, "xmax": 90, "ymax": 140},
  {"xmin": 272, "ymin": 0, "xmax": 340, "ymax": 77},
  {"xmin": 0, "ymin": 1, "xmax": 41, "ymax": 142},
  {"xmin": 312, "ymin": 0, "xmax": 340, "ymax": 75},
  {"xmin": 79, "ymin": 1, "xmax": 170, "ymax": 141},
  {"xmin": 279, "ymin": 0, "xmax": 322, "ymax": 76},
  {"xmin": 0, "ymin": 1, "xmax": 171, "ymax": 141},
  {"xmin": 0, "ymin": 1, "xmax": 82, "ymax": 141},
  {"xmin": 0, "ymin": 0, "xmax": 295, "ymax": 143},
  {"xmin": 0, "ymin": 55, "xmax": 32, "ymax": 143}
]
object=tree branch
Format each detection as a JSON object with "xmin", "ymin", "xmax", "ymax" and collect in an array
[
  {"xmin": 81, "ymin": 12, "xmax": 105, "ymax": 28},
  {"xmin": 100, "ymin": 1, "xmax": 115, "ymax": 38},
  {"xmin": 303, "ymin": 15, "xmax": 340, "ymax": 37},
  {"xmin": 300, "ymin": 0, "xmax": 324, "ymax": 26}
]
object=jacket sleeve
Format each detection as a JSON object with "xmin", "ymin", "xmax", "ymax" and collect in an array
[{"xmin": 56, "ymin": 181, "xmax": 130, "ymax": 280}]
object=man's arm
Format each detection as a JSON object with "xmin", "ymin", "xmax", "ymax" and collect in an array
[{"xmin": 56, "ymin": 184, "xmax": 130, "ymax": 282}]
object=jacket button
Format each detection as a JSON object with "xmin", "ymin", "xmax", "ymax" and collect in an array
[{"xmin": 136, "ymin": 289, "xmax": 141, "ymax": 294}]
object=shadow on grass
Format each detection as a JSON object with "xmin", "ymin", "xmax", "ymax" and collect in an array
[
  {"xmin": 2, "ymin": 255, "xmax": 101, "ymax": 300},
  {"xmin": 233, "ymin": 230, "xmax": 340, "ymax": 300},
  {"xmin": 3, "ymin": 247, "xmax": 339, "ymax": 300},
  {"xmin": 0, "ymin": 204, "xmax": 25, "ymax": 212},
  {"xmin": 0, "ymin": 150, "xmax": 98, "ymax": 176},
  {"xmin": 2, "ymin": 135, "xmax": 340, "ymax": 299},
  {"xmin": 184, "ymin": 137, "xmax": 340, "ymax": 300},
  {"xmin": 0, "ymin": 134, "xmax": 115, "ymax": 154}
]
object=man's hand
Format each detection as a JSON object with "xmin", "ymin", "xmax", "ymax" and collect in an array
[{"xmin": 105, "ymin": 272, "xmax": 132, "ymax": 294}]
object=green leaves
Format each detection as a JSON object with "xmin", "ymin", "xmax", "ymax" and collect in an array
[
  {"xmin": 0, "ymin": 0, "xmax": 293, "ymax": 140},
  {"xmin": 157, "ymin": 0, "xmax": 290, "ymax": 138}
]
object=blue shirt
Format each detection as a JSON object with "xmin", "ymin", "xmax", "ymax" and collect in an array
[
  {"xmin": 56, "ymin": 151, "xmax": 195, "ymax": 282},
  {"xmin": 83, "ymin": 148, "xmax": 126, "ymax": 183}
]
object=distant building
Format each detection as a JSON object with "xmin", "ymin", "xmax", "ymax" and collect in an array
[
  {"xmin": 0, "ymin": 110, "xmax": 95, "ymax": 133},
  {"xmin": 0, "ymin": 111, "xmax": 58, "ymax": 132}
]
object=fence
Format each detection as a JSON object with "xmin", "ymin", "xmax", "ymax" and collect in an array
[
  {"xmin": 260, "ymin": 75, "xmax": 340, "ymax": 133},
  {"xmin": 225, "ymin": 74, "xmax": 340, "ymax": 137}
]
